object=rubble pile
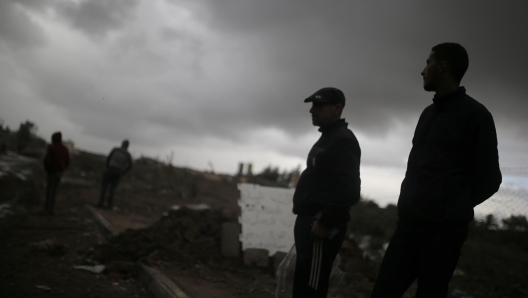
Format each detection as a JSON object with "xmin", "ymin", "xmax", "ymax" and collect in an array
[{"xmin": 94, "ymin": 207, "xmax": 233, "ymax": 265}]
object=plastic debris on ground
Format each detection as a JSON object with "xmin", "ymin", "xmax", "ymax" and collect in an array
[
  {"xmin": 171, "ymin": 203, "xmax": 210, "ymax": 211},
  {"xmin": 0, "ymin": 203, "xmax": 12, "ymax": 218},
  {"xmin": 73, "ymin": 265, "xmax": 106, "ymax": 274},
  {"xmin": 275, "ymin": 244, "xmax": 346, "ymax": 298}
]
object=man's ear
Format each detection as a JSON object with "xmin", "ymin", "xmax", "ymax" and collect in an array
[
  {"xmin": 334, "ymin": 103, "xmax": 344, "ymax": 116},
  {"xmin": 439, "ymin": 60, "xmax": 448, "ymax": 73}
]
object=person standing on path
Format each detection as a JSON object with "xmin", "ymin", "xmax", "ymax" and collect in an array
[
  {"xmin": 371, "ymin": 43, "xmax": 502, "ymax": 297},
  {"xmin": 97, "ymin": 140, "xmax": 132, "ymax": 209},
  {"xmin": 43, "ymin": 132, "xmax": 70, "ymax": 215},
  {"xmin": 292, "ymin": 87, "xmax": 361, "ymax": 298}
]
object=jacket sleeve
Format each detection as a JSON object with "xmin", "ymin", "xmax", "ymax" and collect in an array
[
  {"xmin": 124, "ymin": 152, "xmax": 133, "ymax": 174},
  {"xmin": 318, "ymin": 138, "xmax": 361, "ymax": 229},
  {"xmin": 469, "ymin": 108, "xmax": 502, "ymax": 206},
  {"xmin": 106, "ymin": 149, "xmax": 115, "ymax": 168}
]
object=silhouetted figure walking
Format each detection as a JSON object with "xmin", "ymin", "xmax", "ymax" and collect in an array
[
  {"xmin": 97, "ymin": 140, "xmax": 132, "ymax": 209},
  {"xmin": 43, "ymin": 132, "xmax": 70, "ymax": 215},
  {"xmin": 372, "ymin": 43, "xmax": 502, "ymax": 297}
]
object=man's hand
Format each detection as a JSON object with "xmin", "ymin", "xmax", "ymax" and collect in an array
[{"xmin": 310, "ymin": 221, "xmax": 330, "ymax": 240}]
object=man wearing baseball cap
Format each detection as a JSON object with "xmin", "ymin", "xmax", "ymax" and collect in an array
[{"xmin": 292, "ymin": 87, "xmax": 361, "ymax": 297}]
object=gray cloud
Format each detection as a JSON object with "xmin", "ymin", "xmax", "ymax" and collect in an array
[
  {"xmin": 56, "ymin": 0, "xmax": 139, "ymax": 39},
  {"xmin": 0, "ymin": 1, "xmax": 46, "ymax": 48},
  {"xmin": 1, "ymin": 0, "xmax": 527, "ymax": 174},
  {"xmin": 0, "ymin": 0, "xmax": 140, "ymax": 47},
  {"xmin": 162, "ymin": 0, "xmax": 528, "ymax": 139}
]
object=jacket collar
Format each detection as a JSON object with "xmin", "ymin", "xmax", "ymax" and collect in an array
[
  {"xmin": 432, "ymin": 87, "xmax": 466, "ymax": 106},
  {"xmin": 318, "ymin": 118, "xmax": 348, "ymax": 133}
]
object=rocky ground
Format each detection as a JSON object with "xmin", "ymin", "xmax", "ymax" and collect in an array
[{"xmin": 1, "ymin": 149, "xmax": 527, "ymax": 298}]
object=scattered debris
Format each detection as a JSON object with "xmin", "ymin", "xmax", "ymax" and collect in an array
[
  {"xmin": 358, "ymin": 235, "xmax": 371, "ymax": 251},
  {"xmin": 93, "ymin": 207, "xmax": 229, "ymax": 264},
  {"xmin": 29, "ymin": 238, "xmax": 68, "ymax": 256},
  {"xmin": 186, "ymin": 203, "xmax": 210, "ymax": 211},
  {"xmin": 275, "ymin": 244, "xmax": 345, "ymax": 298},
  {"xmin": 0, "ymin": 203, "xmax": 12, "ymax": 218},
  {"xmin": 105, "ymin": 261, "xmax": 136, "ymax": 277},
  {"xmin": 73, "ymin": 265, "xmax": 106, "ymax": 274},
  {"xmin": 453, "ymin": 268, "xmax": 465, "ymax": 276},
  {"xmin": 30, "ymin": 239, "xmax": 56, "ymax": 250},
  {"xmin": 171, "ymin": 203, "xmax": 210, "ymax": 211}
]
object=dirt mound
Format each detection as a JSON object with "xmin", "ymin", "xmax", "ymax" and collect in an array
[{"xmin": 94, "ymin": 207, "xmax": 233, "ymax": 265}]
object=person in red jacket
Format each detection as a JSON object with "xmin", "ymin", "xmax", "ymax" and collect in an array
[{"xmin": 43, "ymin": 132, "xmax": 70, "ymax": 215}]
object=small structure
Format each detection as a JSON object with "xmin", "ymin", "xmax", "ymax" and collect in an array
[
  {"xmin": 247, "ymin": 163, "xmax": 253, "ymax": 176},
  {"xmin": 237, "ymin": 162, "xmax": 244, "ymax": 176},
  {"xmin": 63, "ymin": 140, "xmax": 79, "ymax": 155}
]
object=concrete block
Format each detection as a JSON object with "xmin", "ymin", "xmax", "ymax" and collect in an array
[
  {"xmin": 273, "ymin": 251, "xmax": 288, "ymax": 275},
  {"xmin": 138, "ymin": 262, "xmax": 189, "ymax": 298},
  {"xmin": 85, "ymin": 205, "xmax": 117, "ymax": 238},
  {"xmin": 243, "ymin": 248, "xmax": 269, "ymax": 267},
  {"xmin": 221, "ymin": 223, "xmax": 240, "ymax": 258}
]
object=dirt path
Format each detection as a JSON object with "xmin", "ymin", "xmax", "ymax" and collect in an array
[
  {"xmin": 93, "ymin": 207, "xmax": 160, "ymax": 234},
  {"xmin": 0, "ymin": 208, "xmax": 154, "ymax": 298},
  {"xmin": 0, "ymin": 152, "xmax": 156, "ymax": 298}
]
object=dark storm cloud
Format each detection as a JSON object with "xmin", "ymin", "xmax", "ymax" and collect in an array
[
  {"xmin": 0, "ymin": 1, "xmax": 46, "ymax": 48},
  {"xmin": 9, "ymin": 0, "xmax": 54, "ymax": 10},
  {"xmin": 173, "ymin": 0, "xmax": 528, "ymax": 138},
  {"xmin": 56, "ymin": 0, "xmax": 139, "ymax": 38},
  {"xmin": 15, "ymin": 59, "xmax": 154, "ymax": 144},
  {"xmin": 158, "ymin": 27, "xmax": 204, "ymax": 72},
  {"xmin": 0, "ymin": 0, "xmax": 139, "ymax": 47},
  {"xmin": 160, "ymin": 27, "xmax": 188, "ymax": 42},
  {"xmin": 1, "ymin": 0, "xmax": 527, "ymax": 171}
]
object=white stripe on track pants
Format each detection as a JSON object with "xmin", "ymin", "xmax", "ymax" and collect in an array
[{"xmin": 292, "ymin": 214, "xmax": 346, "ymax": 298}]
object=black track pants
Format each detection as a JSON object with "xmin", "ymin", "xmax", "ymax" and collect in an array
[
  {"xmin": 372, "ymin": 223, "xmax": 468, "ymax": 298},
  {"xmin": 292, "ymin": 214, "xmax": 346, "ymax": 298}
]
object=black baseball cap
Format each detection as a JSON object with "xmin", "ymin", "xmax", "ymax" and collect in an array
[{"xmin": 304, "ymin": 87, "xmax": 345, "ymax": 106}]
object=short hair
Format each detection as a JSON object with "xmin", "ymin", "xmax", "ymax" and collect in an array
[
  {"xmin": 122, "ymin": 139, "xmax": 129, "ymax": 148},
  {"xmin": 431, "ymin": 43, "xmax": 469, "ymax": 84}
]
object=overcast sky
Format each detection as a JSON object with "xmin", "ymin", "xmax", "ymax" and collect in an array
[{"xmin": 1, "ymin": 0, "xmax": 527, "ymax": 201}]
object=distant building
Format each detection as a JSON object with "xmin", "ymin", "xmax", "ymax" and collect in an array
[
  {"xmin": 247, "ymin": 163, "xmax": 253, "ymax": 176},
  {"xmin": 63, "ymin": 140, "xmax": 79, "ymax": 155},
  {"xmin": 237, "ymin": 162, "xmax": 244, "ymax": 176}
]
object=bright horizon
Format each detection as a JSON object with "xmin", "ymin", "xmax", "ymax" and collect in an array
[{"xmin": 2, "ymin": 1, "xmax": 527, "ymax": 211}]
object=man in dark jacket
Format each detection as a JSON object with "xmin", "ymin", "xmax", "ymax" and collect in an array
[
  {"xmin": 97, "ymin": 140, "xmax": 132, "ymax": 209},
  {"xmin": 372, "ymin": 43, "xmax": 502, "ymax": 297},
  {"xmin": 43, "ymin": 132, "xmax": 70, "ymax": 215},
  {"xmin": 292, "ymin": 87, "xmax": 361, "ymax": 298}
]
